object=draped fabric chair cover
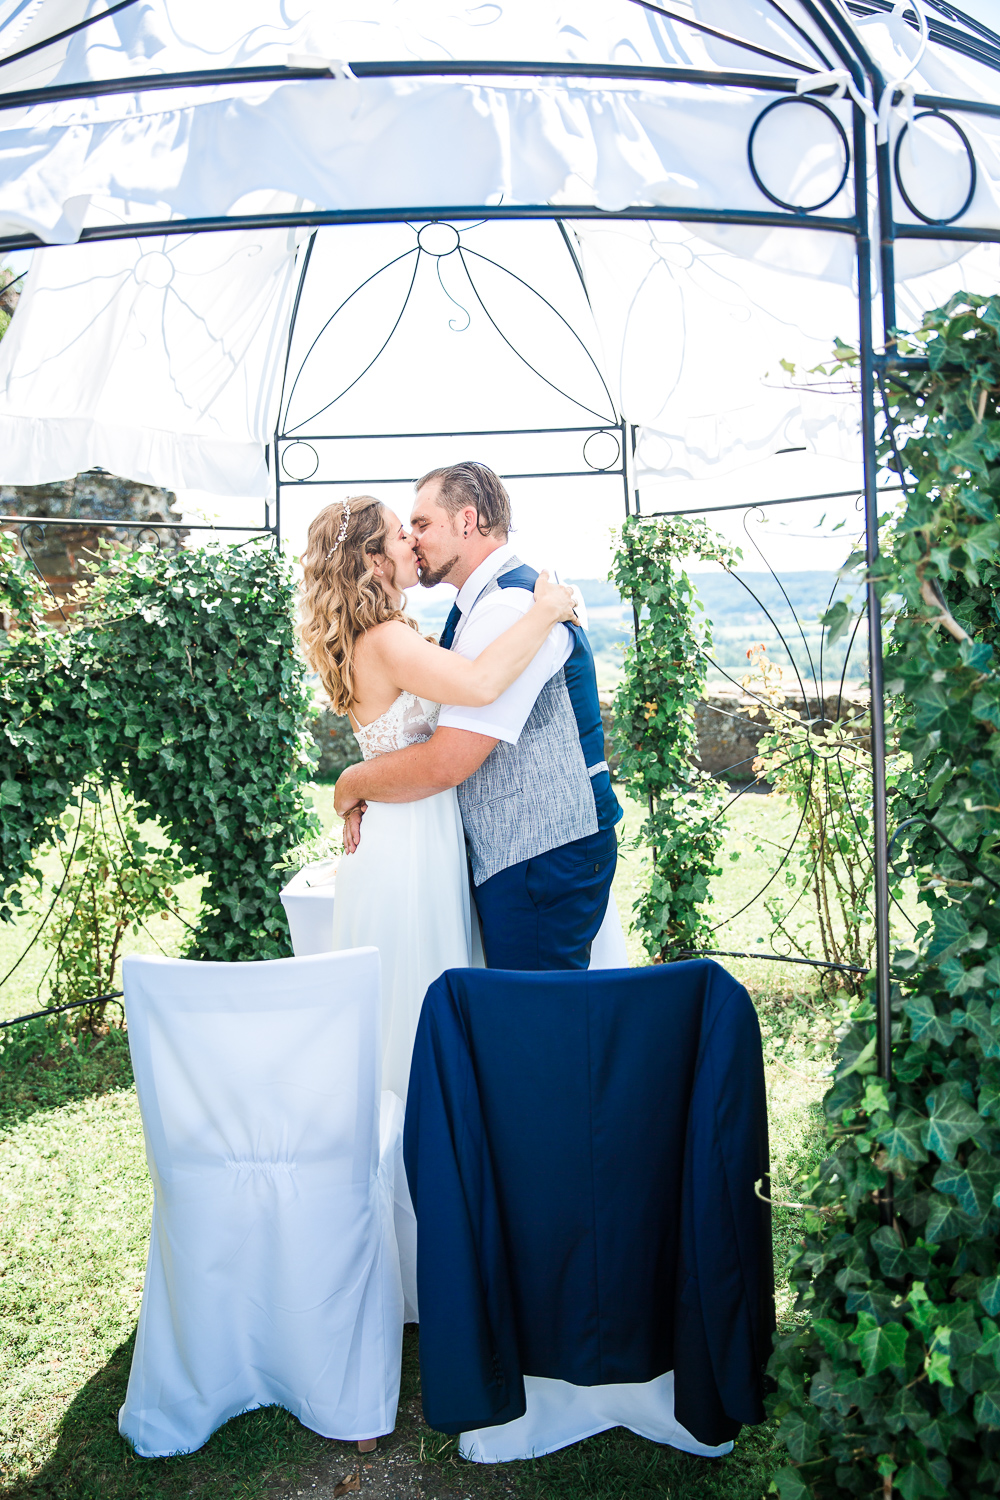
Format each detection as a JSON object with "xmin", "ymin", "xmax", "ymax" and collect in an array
[
  {"xmin": 118, "ymin": 948, "xmax": 406, "ymax": 1458},
  {"xmin": 403, "ymin": 961, "xmax": 772, "ymax": 1462}
]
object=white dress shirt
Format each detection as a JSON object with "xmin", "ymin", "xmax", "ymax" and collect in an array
[{"xmin": 437, "ymin": 543, "xmax": 573, "ymax": 744}]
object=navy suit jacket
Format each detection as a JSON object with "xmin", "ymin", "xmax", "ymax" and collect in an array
[{"xmin": 402, "ymin": 960, "xmax": 773, "ymax": 1448}]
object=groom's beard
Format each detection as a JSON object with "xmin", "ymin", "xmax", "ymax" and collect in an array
[{"xmin": 417, "ymin": 554, "xmax": 459, "ymax": 588}]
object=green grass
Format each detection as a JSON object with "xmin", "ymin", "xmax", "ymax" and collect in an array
[
  {"xmin": 0, "ymin": 832, "xmax": 206, "ymax": 1030},
  {"xmin": 0, "ymin": 783, "xmax": 841, "ymax": 1499}
]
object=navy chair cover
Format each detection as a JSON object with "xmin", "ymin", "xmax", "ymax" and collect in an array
[{"xmin": 402, "ymin": 960, "xmax": 773, "ymax": 1449}]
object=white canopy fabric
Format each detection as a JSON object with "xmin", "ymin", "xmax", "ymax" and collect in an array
[
  {"xmin": 0, "ymin": 3, "xmax": 996, "ymax": 258},
  {"xmin": 0, "ymin": 1, "xmax": 997, "ymax": 501},
  {"xmin": 0, "ymin": 223, "xmax": 299, "ymax": 493}
]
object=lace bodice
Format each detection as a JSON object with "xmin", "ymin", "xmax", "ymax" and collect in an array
[{"xmin": 352, "ymin": 691, "xmax": 440, "ymax": 761}]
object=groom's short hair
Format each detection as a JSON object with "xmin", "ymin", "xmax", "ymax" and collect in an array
[{"xmin": 416, "ymin": 461, "xmax": 511, "ymax": 540}]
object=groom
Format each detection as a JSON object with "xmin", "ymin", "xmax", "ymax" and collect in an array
[{"xmin": 334, "ymin": 461, "xmax": 622, "ymax": 969}]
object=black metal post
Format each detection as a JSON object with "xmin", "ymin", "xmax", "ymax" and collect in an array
[
  {"xmin": 857, "ymin": 207, "xmax": 895, "ymax": 1231},
  {"xmin": 820, "ymin": 0, "xmax": 896, "ymax": 1225}
]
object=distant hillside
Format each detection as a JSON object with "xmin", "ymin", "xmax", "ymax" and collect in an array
[
  {"xmin": 568, "ymin": 572, "xmax": 867, "ymax": 688},
  {"xmin": 568, "ymin": 572, "xmax": 851, "ymax": 618}
]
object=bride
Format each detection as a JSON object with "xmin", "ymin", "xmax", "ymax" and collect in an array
[{"xmin": 299, "ymin": 494, "xmax": 576, "ymax": 1099}]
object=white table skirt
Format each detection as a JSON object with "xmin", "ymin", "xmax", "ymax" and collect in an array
[{"xmin": 459, "ymin": 1371, "xmax": 734, "ymax": 1463}]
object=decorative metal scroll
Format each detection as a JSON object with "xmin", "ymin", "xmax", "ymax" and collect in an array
[{"xmin": 271, "ymin": 219, "xmax": 629, "ymax": 531}]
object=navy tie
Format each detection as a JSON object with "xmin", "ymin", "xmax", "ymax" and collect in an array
[{"xmin": 439, "ymin": 602, "xmax": 462, "ymax": 650}]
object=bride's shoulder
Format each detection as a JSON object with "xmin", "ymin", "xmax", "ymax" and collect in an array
[{"xmin": 364, "ymin": 618, "xmax": 424, "ymax": 656}]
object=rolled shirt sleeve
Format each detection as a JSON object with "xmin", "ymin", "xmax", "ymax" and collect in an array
[{"xmin": 437, "ymin": 589, "xmax": 573, "ymax": 744}]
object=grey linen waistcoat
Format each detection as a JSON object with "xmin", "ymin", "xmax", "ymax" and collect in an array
[{"xmin": 454, "ymin": 556, "xmax": 598, "ymax": 885}]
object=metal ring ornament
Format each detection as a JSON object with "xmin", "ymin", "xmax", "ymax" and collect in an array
[
  {"xmin": 281, "ymin": 440, "xmax": 319, "ymax": 480},
  {"xmin": 417, "ymin": 222, "xmax": 461, "ymax": 257},
  {"xmin": 582, "ymin": 430, "xmax": 622, "ymax": 472},
  {"xmin": 747, "ymin": 95, "xmax": 850, "ymax": 214},
  {"xmin": 134, "ymin": 526, "xmax": 163, "ymax": 551},
  {"xmin": 893, "ymin": 109, "xmax": 977, "ymax": 227}
]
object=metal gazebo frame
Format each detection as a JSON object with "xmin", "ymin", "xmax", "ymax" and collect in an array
[{"xmin": 2, "ymin": 0, "xmax": 1000, "ymax": 1225}]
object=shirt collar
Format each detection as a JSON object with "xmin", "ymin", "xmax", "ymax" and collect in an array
[{"xmin": 455, "ymin": 541, "xmax": 518, "ymax": 618}]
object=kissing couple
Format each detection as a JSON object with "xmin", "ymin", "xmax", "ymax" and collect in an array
[{"xmin": 300, "ymin": 461, "xmax": 623, "ymax": 1100}]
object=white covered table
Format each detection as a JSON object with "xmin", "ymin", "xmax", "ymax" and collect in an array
[{"xmin": 280, "ymin": 861, "xmax": 630, "ymax": 967}]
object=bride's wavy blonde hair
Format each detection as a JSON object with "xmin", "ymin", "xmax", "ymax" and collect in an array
[{"xmin": 299, "ymin": 496, "xmax": 418, "ymax": 716}]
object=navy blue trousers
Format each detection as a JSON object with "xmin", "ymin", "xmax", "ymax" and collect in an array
[{"xmin": 474, "ymin": 827, "xmax": 618, "ymax": 970}]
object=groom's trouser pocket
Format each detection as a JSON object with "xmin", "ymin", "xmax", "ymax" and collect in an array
[{"xmin": 476, "ymin": 829, "xmax": 618, "ymax": 971}]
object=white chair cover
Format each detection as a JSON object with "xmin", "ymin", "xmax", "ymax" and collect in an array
[
  {"xmin": 460, "ymin": 1371, "xmax": 733, "ymax": 1463},
  {"xmin": 118, "ymin": 948, "xmax": 406, "ymax": 1458}
]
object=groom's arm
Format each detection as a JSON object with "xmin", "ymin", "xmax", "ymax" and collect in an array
[{"xmin": 334, "ymin": 727, "xmax": 498, "ymax": 817}]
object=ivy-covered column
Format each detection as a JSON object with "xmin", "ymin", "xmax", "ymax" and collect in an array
[
  {"xmin": 610, "ymin": 515, "xmax": 738, "ymax": 960},
  {"xmin": 769, "ymin": 295, "xmax": 1000, "ymax": 1500},
  {"xmin": 1, "ymin": 538, "xmax": 319, "ymax": 964}
]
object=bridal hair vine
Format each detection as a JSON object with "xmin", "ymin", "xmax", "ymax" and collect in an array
[{"xmin": 326, "ymin": 499, "xmax": 351, "ymax": 558}]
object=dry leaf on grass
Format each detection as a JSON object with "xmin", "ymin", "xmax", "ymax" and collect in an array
[{"xmin": 333, "ymin": 1471, "xmax": 361, "ymax": 1496}]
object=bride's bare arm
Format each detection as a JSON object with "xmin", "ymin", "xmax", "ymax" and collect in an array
[{"xmin": 368, "ymin": 572, "xmax": 576, "ymax": 707}]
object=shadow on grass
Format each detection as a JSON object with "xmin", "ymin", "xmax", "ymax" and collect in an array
[
  {"xmin": 1, "ymin": 1316, "xmax": 778, "ymax": 1500},
  {"xmin": 0, "ymin": 1329, "xmax": 333, "ymax": 1500},
  {"xmin": 0, "ymin": 1018, "xmax": 135, "ymax": 1134}
]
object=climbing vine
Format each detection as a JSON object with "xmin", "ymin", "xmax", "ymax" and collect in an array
[
  {"xmin": 769, "ymin": 295, "xmax": 1000, "ymax": 1499},
  {"xmin": 610, "ymin": 514, "xmax": 738, "ymax": 958},
  {"xmin": 0, "ymin": 538, "xmax": 319, "ymax": 969},
  {"xmin": 740, "ymin": 642, "xmax": 878, "ymax": 989}
]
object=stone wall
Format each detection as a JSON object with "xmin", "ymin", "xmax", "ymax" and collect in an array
[
  {"xmin": 1, "ymin": 470, "xmax": 185, "ymax": 621},
  {"xmin": 309, "ymin": 686, "xmax": 868, "ymax": 784},
  {"xmin": 692, "ymin": 687, "xmax": 869, "ymax": 779}
]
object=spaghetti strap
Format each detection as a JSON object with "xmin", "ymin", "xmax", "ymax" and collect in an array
[{"xmin": 346, "ymin": 705, "xmax": 361, "ymax": 730}]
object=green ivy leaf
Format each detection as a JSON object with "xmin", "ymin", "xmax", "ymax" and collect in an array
[
  {"xmin": 978, "ymin": 1277, "xmax": 1000, "ymax": 1318},
  {"xmin": 878, "ymin": 1107, "xmax": 930, "ymax": 1165},
  {"xmin": 904, "ymin": 995, "xmax": 957, "ymax": 1045},
  {"xmin": 821, "ymin": 598, "xmax": 853, "ymax": 645},
  {"xmin": 813, "ymin": 1317, "xmax": 853, "ymax": 1361},
  {"xmin": 922, "ymin": 1083, "xmax": 984, "ymax": 1160},
  {"xmin": 973, "ymin": 1376, "xmax": 1000, "ymax": 1429},
  {"xmin": 933, "ymin": 1149, "xmax": 1000, "ymax": 1220},
  {"xmin": 777, "ymin": 1406, "xmax": 821, "ymax": 1462},
  {"xmin": 955, "ymin": 997, "xmax": 1000, "ymax": 1058},
  {"xmin": 770, "ymin": 1467, "xmax": 814, "ymax": 1500},
  {"xmin": 925, "ymin": 906, "xmax": 972, "ymax": 962},
  {"xmin": 895, "ymin": 1459, "xmax": 948, "ymax": 1499},
  {"xmin": 926, "ymin": 1343, "xmax": 955, "ymax": 1388},
  {"xmin": 848, "ymin": 1311, "xmax": 909, "ymax": 1375}
]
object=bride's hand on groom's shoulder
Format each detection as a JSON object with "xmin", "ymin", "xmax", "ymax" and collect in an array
[
  {"xmin": 341, "ymin": 803, "xmax": 367, "ymax": 855},
  {"xmin": 533, "ymin": 570, "xmax": 579, "ymax": 624}
]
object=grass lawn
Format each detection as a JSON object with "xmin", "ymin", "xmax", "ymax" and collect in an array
[{"xmin": 0, "ymin": 783, "xmax": 843, "ymax": 1499}]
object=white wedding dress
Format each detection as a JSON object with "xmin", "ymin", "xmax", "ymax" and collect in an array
[{"xmin": 331, "ymin": 692, "xmax": 480, "ymax": 1102}]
